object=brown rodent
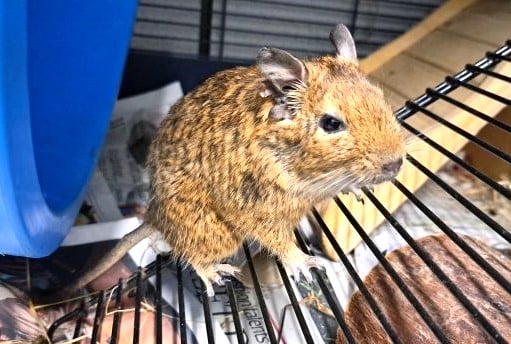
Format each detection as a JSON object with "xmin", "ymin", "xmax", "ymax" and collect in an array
[{"xmin": 37, "ymin": 24, "xmax": 405, "ymax": 301}]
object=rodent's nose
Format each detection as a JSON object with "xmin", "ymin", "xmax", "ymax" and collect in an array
[{"xmin": 382, "ymin": 157, "xmax": 403, "ymax": 176}]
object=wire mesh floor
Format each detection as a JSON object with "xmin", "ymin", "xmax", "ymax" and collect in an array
[{"xmin": 45, "ymin": 40, "xmax": 511, "ymax": 344}]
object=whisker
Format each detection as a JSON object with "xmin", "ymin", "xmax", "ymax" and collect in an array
[{"xmin": 406, "ymin": 146, "xmax": 428, "ymax": 154}]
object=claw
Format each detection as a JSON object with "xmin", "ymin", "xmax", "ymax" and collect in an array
[
  {"xmin": 214, "ymin": 275, "xmax": 226, "ymax": 287},
  {"xmin": 284, "ymin": 255, "xmax": 326, "ymax": 283},
  {"xmin": 341, "ymin": 185, "xmax": 364, "ymax": 203},
  {"xmin": 354, "ymin": 191, "xmax": 364, "ymax": 203},
  {"xmin": 203, "ymin": 280, "xmax": 215, "ymax": 297},
  {"xmin": 196, "ymin": 263, "xmax": 239, "ymax": 298},
  {"xmin": 301, "ymin": 268, "xmax": 314, "ymax": 283}
]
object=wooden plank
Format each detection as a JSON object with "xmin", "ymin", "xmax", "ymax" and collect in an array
[
  {"xmin": 440, "ymin": 12, "xmax": 511, "ymax": 47},
  {"xmin": 405, "ymin": 30, "xmax": 496, "ymax": 73},
  {"xmin": 468, "ymin": 0, "xmax": 511, "ymax": 15},
  {"xmin": 370, "ymin": 54, "xmax": 447, "ymax": 100},
  {"xmin": 359, "ymin": 0, "xmax": 478, "ymax": 74},
  {"xmin": 318, "ymin": 61, "xmax": 511, "ymax": 259}
]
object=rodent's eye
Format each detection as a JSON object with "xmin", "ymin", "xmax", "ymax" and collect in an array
[{"xmin": 319, "ymin": 114, "xmax": 346, "ymax": 133}]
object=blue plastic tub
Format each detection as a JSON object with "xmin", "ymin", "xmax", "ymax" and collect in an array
[{"xmin": 0, "ymin": 1, "xmax": 138, "ymax": 256}]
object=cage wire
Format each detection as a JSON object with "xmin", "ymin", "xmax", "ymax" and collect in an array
[
  {"xmin": 41, "ymin": 39, "xmax": 511, "ymax": 344},
  {"xmin": 131, "ymin": 0, "xmax": 444, "ymax": 61}
]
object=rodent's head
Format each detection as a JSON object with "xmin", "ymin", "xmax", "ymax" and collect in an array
[{"xmin": 256, "ymin": 24, "xmax": 405, "ymax": 198}]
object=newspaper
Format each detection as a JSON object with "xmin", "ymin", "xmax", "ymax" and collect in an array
[{"xmin": 87, "ymin": 82, "xmax": 183, "ymax": 221}]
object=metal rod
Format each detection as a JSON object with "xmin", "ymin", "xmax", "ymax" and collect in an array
[
  {"xmin": 218, "ymin": 0, "xmax": 228, "ymax": 59},
  {"xmin": 364, "ymin": 188, "xmax": 509, "ymax": 343},
  {"xmin": 91, "ymin": 291, "xmax": 105, "ymax": 344},
  {"xmin": 425, "ymin": 88, "xmax": 511, "ymax": 132},
  {"xmin": 177, "ymin": 264, "xmax": 187, "ymax": 344},
  {"xmin": 132, "ymin": 32, "xmax": 331, "ymax": 56},
  {"xmin": 486, "ymin": 51, "xmax": 511, "ymax": 62},
  {"xmin": 139, "ymin": 2, "xmax": 201, "ymax": 12},
  {"xmin": 199, "ymin": 0, "xmax": 213, "ymax": 57},
  {"xmin": 349, "ymin": 0, "xmax": 360, "ymax": 35},
  {"xmin": 133, "ymin": 33, "xmax": 200, "ymax": 44},
  {"xmin": 395, "ymin": 43, "xmax": 511, "ymax": 121},
  {"xmin": 311, "ymin": 208, "xmax": 403, "ymax": 344},
  {"xmin": 294, "ymin": 230, "xmax": 356, "ymax": 344},
  {"xmin": 109, "ymin": 280, "xmax": 124, "ymax": 344},
  {"xmin": 200, "ymin": 279, "xmax": 215, "ymax": 344},
  {"xmin": 242, "ymin": 243, "xmax": 278, "ymax": 343},
  {"xmin": 134, "ymin": 268, "xmax": 143, "ymax": 344},
  {"xmin": 384, "ymin": 0, "xmax": 438, "ymax": 8},
  {"xmin": 226, "ymin": 280, "xmax": 245, "ymax": 343},
  {"xmin": 73, "ymin": 301, "xmax": 86, "ymax": 340},
  {"xmin": 47, "ymin": 303, "xmax": 85, "ymax": 340},
  {"xmin": 402, "ymin": 121, "xmax": 511, "ymax": 200},
  {"xmin": 466, "ymin": 64, "xmax": 511, "ymax": 83},
  {"xmin": 155, "ymin": 256, "xmax": 163, "ymax": 344},
  {"xmin": 135, "ymin": 16, "xmax": 405, "ymax": 40},
  {"xmin": 275, "ymin": 259, "xmax": 315, "ymax": 344},
  {"xmin": 394, "ymin": 175, "xmax": 511, "ymax": 295},
  {"xmin": 407, "ymin": 101, "xmax": 511, "ymax": 164},
  {"xmin": 446, "ymin": 76, "xmax": 511, "ymax": 106},
  {"xmin": 138, "ymin": 0, "xmax": 425, "ymax": 22},
  {"xmin": 405, "ymin": 154, "xmax": 511, "ymax": 244},
  {"xmin": 334, "ymin": 196, "xmax": 451, "ymax": 344}
]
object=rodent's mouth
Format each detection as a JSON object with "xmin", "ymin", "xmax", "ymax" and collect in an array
[
  {"xmin": 351, "ymin": 173, "xmax": 397, "ymax": 190},
  {"xmin": 370, "ymin": 173, "xmax": 397, "ymax": 186},
  {"xmin": 340, "ymin": 172, "xmax": 398, "ymax": 196},
  {"xmin": 339, "ymin": 173, "xmax": 398, "ymax": 203}
]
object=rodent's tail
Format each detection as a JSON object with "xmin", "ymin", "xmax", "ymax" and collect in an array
[{"xmin": 32, "ymin": 223, "xmax": 156, "ymax": 305}]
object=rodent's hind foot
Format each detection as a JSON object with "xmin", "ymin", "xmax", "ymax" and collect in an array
[
  {"xmin": 195, "ymin": 263, "xmax": 241, "ymax": 297},
  {"xmin": 283, "ymin": 253, "xmax": 326, "ymax": 283}
]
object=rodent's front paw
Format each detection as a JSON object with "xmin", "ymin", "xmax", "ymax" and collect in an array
[
  {"xmin": 282, "ymin": 253, "xmax": 326, "ymax": 283},
  {"xmin": 195, "ymin": 263, "xmax": 241, "ymax": 297}
]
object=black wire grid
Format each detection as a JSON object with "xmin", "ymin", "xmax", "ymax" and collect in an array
[{"xmin": 47, "ymin": 41, "xmax": 511, "ymax": 343}]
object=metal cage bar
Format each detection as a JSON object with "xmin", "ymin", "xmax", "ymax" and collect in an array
[
  {"xmin": 311, "ymin": 208, "xmax": 403, "ymax": 344},
  {"xmin": 133, "ymin": 268, "xmax": 144, "ymax": 344},
  {"xmin": 242, "ymin": 243, "xmax": 279, "ymax": 344},
  {"xmin": 396, "ymin": 43, "xmax": 511, "ymax": 121},
  {"xmin": 394, "ymin": 171, "xmax": 511, "ymax": 295},
  {"xmin": 109, "ymin": 280, "xmax": 123, "ymax": 344},
  {"xmin": 44, "ymin": 39, "xmax": 511, "ymax": 344},
  {"xmin": 200, "ymin": 279, "xmax": 216, "ymax": 343},
  {"xmin": 363, "ymin": 188, "xmax": 509, "ymax": 344},
  {"xmin": 155, "ymin": 256, "xmax": 163, "ymax": 344},
  {"xmin": 275, "ymin": 259, "xmax": 315, "ymax": 344},
  {"xmin": 424, "ymin": 88, "xmax": 511, "ymax": 132},
  {"xmin": 294, "ymin": 229, "xmax": 357, "ymax": 344},
  {"xmin": 90, "ymin": 291, "xmax": 105, "ymax": 344},
  {"xmin": 226, "ymin": 280, "xmax": 245, "ymax": 343},
  {"xmin": 334, "ymin": 196, "xmax": 450, "ymax": 343},
  {"xmin": 177, "ymin": 264, "xmax": 188, "ymax": 344},
  {"xmin": 401, "ymin": 121, "xmax": 511, "ymax": 199}
]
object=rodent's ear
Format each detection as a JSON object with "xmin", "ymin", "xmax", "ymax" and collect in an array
[
  {"xmin": 256, "ymin": 47, "xmax": 307, "ymax": 95},
  {"xmin": 329, "ymin": 24, "xmax": 357, "ymax": 61}
]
